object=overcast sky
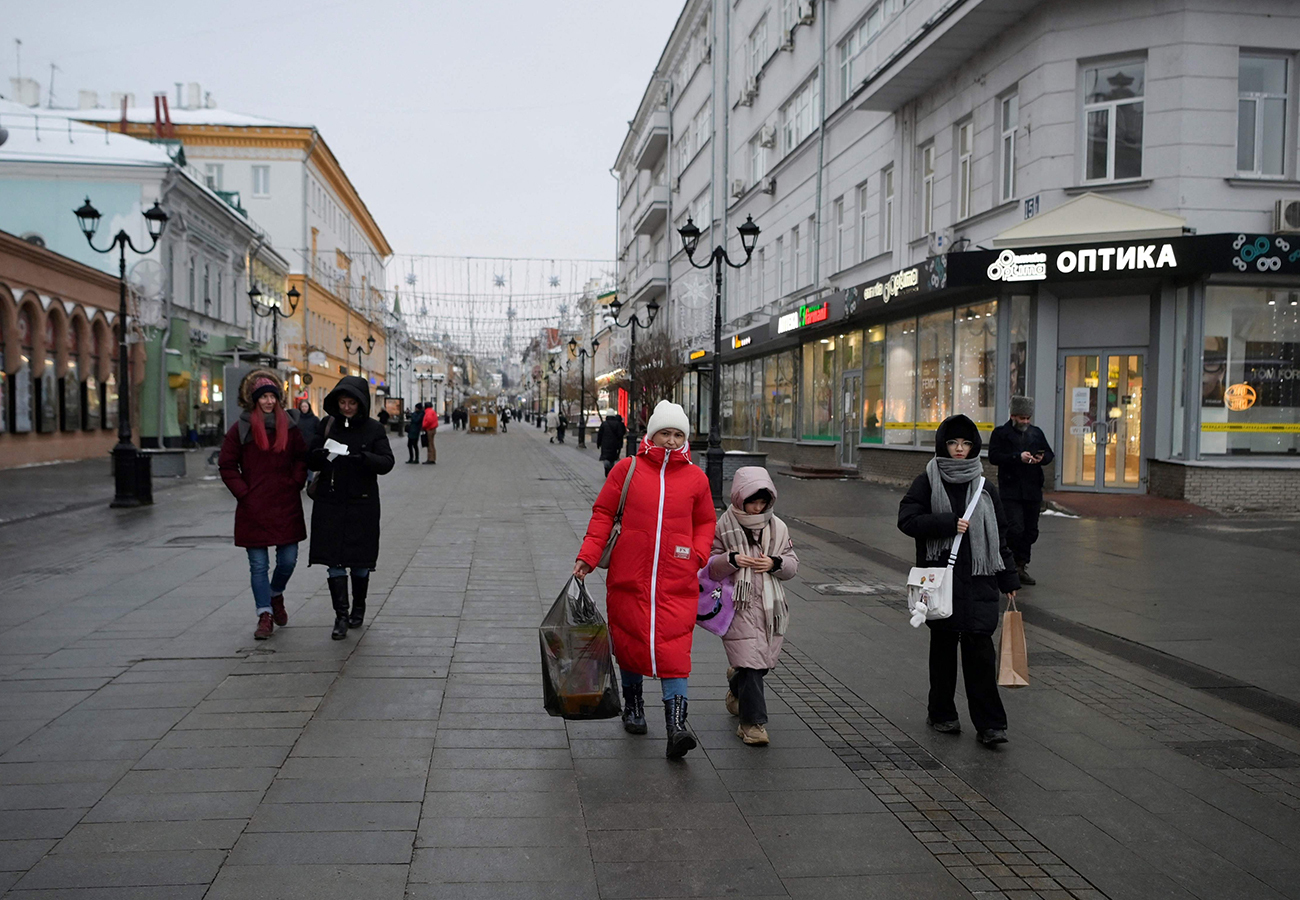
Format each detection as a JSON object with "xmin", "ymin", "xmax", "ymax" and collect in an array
[{"xmin": 2, "ymin": 1, "xmax": 684, "ymax": 261}]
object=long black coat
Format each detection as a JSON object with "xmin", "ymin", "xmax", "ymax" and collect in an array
[
  {"xmin": 898, "ymin": 473, "xmax": 1020, "ymax": 635},
  {"xmin": 595, "ymin": 415, "xmax": 627, "ymax": 460},
  {"xmin": 307, "ymin": 377, "xmax": 394, "ymax": 569},
  {"xmin": 987, "ymin": 421, "xmax": 1054, "ymax": 502}
]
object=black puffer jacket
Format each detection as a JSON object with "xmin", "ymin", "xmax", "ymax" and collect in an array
[
  {"xmin": 897, "ymin": 416, "xmax": 1019, "ymax": 635},
  {"xmin": 987, "ymin": 420, "xmax": 1054, "ymax": 502},
  {"xmin": 595, "ymin": 414, "xmax": 627, "ymax": 460},
  {"xmin": 307, "ymin": 376, "xmax": 395, "ymax": 569}
]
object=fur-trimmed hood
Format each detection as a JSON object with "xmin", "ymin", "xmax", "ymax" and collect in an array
[{"xmin": 237, "ymin": 368, "xmax": 286, "ymax": 411}]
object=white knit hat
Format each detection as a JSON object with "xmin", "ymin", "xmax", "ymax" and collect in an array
[{"xmin": 644, "ymin": 400, "xmax": 691, "ymax": 440}]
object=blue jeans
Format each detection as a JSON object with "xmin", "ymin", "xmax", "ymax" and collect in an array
[
  {"xmin": 247, "ymin": 544, "xmax": 299, "ymax": 613},
  {"xmin": 326, "ymin": 567, "xmax": 370, "ymax": 579},
  {"xmin": 620, "ymin": 669, "xmax": 687, "ymax": 702}
]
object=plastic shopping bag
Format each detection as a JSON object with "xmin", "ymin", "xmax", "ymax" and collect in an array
[
  {"xmin": 997, "ymin": 596, "xmax": 1029, "ymax": 688},
  {"xmin": 539, "ymin": 577, "xmax": 622, "ymax": 719}
]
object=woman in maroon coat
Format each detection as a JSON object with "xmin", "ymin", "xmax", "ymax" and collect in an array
[{"xmin": 218, "ymin": 370, "xmax": 308, "ymax": 640}]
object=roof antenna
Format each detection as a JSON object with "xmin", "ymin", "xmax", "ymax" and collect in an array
[
  {"xmin": 14, "ymin": 38, "xmax": 21, "ymax": 79},
  {"xmin": 48, "ymin": 62, "xmax": 60, "ymax": 108}
]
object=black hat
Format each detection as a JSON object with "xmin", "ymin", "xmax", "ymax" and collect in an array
[{"xmin": 934, "ymin": 414, "xmax": 982, "ymax": 458}]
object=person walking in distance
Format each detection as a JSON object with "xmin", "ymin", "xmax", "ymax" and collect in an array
[
  {"xmin": 308, "ymin": 376, "xmax": 395, "ymax": 640},
  {"xmin": 555, "ymin": 410, "xmax": 568, "ymax": 444},
  {"xmin": 219, "ymin": 370, "xmax": 308, "ymax": 640},
  {"xmin": 573, "ymin": 401, "xmax": 715, "ymax": 759},
  {"xmin": 296, "ymin": 398, "xmax": 320, "ymax": 447},
  {"xmin": 421, "ymin": 403, "xmax": 439, "ymax": 464},
  {"xmin": 546, "ymin": 408, "xmax": 558, "ymax": 439},
  {"xmin": 708, "ymin": 467, "xmax": 799, "ymax": 746},
  {"xmin": 404, "ymin": 403, "xmax": 424, "ymax": 464},
  {"xmin": 987, "ymin": 397, "xmax": 1054, "ymax": 586},
  {"xmin": 595, "ymin": 412, "xmax": 626, "ymax": 476},
  {"xmin": 898, "ymin": 415, "xmax": 1020, "ymax": 746}
]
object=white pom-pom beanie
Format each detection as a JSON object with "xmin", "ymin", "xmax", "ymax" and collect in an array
[{"xmin": 644, "ymin": 400, "xmax": 691, "ymax": 440}]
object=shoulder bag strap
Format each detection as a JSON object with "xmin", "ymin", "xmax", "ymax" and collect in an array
[
  {"xmin": 945, "ymin": 476, "xmax": 985, "ymax": 568},
  {"xmin": 613, "ymin": 457, "xmax": 636, "ymax": 524}
]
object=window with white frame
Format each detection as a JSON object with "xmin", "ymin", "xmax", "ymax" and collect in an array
[
  {"xmin": 750, "ymin": 134, "xmax": 769, "ymax": 184},
  {"xmin": 1083, "ymin": 60, "xmax": 1145, "ymax": 182},
  {"xmin": 204, "ymin": 163, "xmax": 223, "ymax": 190},
  {"xmin": 834, "ymin": 197, "xmax": 846, "ymax": 272},
  {"xmin": 919, "ymin": 144, "xmax": 935, "ymax": 235},
  {"xmin": 749, "ymin": 16, "xmax": 768, "ymax": 82},
  {"xmin": 881, "ymin": 166, "xmax": 894, "ymax": 253},
  {"xmin": 1238, "ymin": 54, "xmax": 1288, "ymax": 177},
  {"xmin": 956, "ymin": 120, "xmax": 973, "ymax": 220},
  {"xmin": 780, "ymin": 76, "xmax": 820, "ymax": 155},
  {"xmin": 792, "ymin": 225, "xmax": 802, "ymax": 288},
  {"xmin": 776, "ymin": 236, "xmax": 786, "ymax": 295},
  {"xmin": 252, "ymin": 165, "xmax": 270, "ymax": 197},
  {"xmin": 1000, "ymin": 92, "xmax": 1018, "ymax": 201},
  {"xmin": 806, "ymin": 215, "xmax": 815, "ymax": 284},
  {"xmin": 757, "ymin": 248, "xmax": 767, "ymax": 303},
  {"xmin": 838, "ymin": 27, "xmax": 861, "ymax": 103},
  {"xmin": 780, "ymin": 0, "xmax": 795, "ymax": 37}
]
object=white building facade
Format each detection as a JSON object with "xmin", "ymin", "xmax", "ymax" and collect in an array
[{"xmin": 615, "ymin": 0, "xmax": 1300, "ymax": 509}]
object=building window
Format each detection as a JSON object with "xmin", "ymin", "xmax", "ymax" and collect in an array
[
  {"xmin": 1083, "ymin": 60, "xmax": 1145, "ymax": 182},
  {"xmin": 1238, "ymin": 55, "xmax": 1288, "ymax": 177},
  {"xmin": 779, "ymin": 0, "xmax": 795, "ymax": 37},
  {"xmin": 833, "ymin": 197, "xmax": 846, "ymax": 272},
  {"xmin": 776, "ymin": 236, "xmax": 786, "ymax": 295},
  {"xmin": 956, "ymin": 120, "xmax": 973, "ymax": 220},
  {"xmin": 203, "ymin": 163, "xmax": 223, "ymax": 190},
  {"xmin": 188, "ymin": 257, "xmax": 196, "ymax": 309},
  {"xmin": 750, "ymin": 134, "xmax": 769, "ymax": 184},
  {"xmin": 252, "ymin": 165, "xmax": 270, "ymax": 197},
  {"xmin": 760, "ymin": 350, "xmax": 796, "ymax": 439},
  {"xmin": 919, "ymin": 144, "xmax": 935, "ymax": 235},
  {"xmin": 749, "ymin": 15, "xmax": 768, "ymax": 82},
  {"xmin": 917, "ymin": 310, "xmax": 954, "ymax": 442},
  {"xmin": 863, "ymin": 325, "xmax": 885, "ymax": 443},
  {"xmin": 1000, "ymin": 93, "xmax": 1018, "ymax": 201},
  {"xmin": 780, "ymin": 76, "xmax": 820, "ymax": 155},
  {"xmin": 856, "ymin": 184, "xmax": 870, "ymax": 262},
  {"xmin": 838, "ymin": 23, "xmax": 861, "ymax": 103},
  {"xmin": 792, "ymin": 224, "xmax": 802, "ymax": 288},
  {"xmin": 885, "ymin": 318, "xmax": 915, "ymax": 445},
  {"xmin": 955, "ymin": 301, "xmax": 998, "ymax": 428}
]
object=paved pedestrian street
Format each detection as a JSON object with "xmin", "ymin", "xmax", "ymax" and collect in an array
[{"xmin": 2, "ymin": 426, "xmax": 1299, "ymax": 900}]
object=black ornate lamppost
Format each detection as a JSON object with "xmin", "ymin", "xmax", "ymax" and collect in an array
[
  {"xmin": 568, "ymin": 335, "xmax": 599, "ymax": 449},
  {"xmin": 343, "ymin": 333, "xmax": 376, "ymax": 376},
  {"xmin": 548, "ymin": 355, "xmax": 567, "ymax": 430},
  {"xmin": 248, "ymin": 284, "xmax": 300, "ymax": 361},
  {"xmin": 678, "ymin": 214, "xmax": 761, "ymax": 506},
  {"xmin": 606, "ymin": 295, "xmax": 660, "ymax": 457},
  {"xmin": 74, "ymin": 196, "xmax": 169, "ymax": 507}
]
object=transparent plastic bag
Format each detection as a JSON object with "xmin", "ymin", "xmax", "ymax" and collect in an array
[{"xmin": 539, "ymin": 577, "xmax": 622, "ymax": 719}]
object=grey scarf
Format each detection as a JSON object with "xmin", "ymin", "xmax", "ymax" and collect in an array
[{"xmin": 924, "ymin": 457, "xmax": 1004, "ymax": 576}]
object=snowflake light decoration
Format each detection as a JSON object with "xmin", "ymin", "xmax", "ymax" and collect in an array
[
  {"xmin": 678, "ymin": 274, "xmax": 712, "ymax": 309},
  {"xmin": 493, "ymin": 274, "xmax": 506, "ymax": 287},
  {"xmin": 549, "ymin": 275, "xmax": 561, "ymax": 288}
]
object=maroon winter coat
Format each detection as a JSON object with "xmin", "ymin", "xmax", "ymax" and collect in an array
[{"xmin": 218, "ymin": 412, "xmax": 309, "ymax": 548}]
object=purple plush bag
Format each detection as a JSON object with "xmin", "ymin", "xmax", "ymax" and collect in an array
[{"xmin": 697, "ymin": 563, "xmax": 736, "ymax": 637}]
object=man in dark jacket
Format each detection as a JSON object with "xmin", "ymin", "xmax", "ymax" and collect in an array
[
  {"xmin": 595, "ymin": 413, "xmax": 627, "ymax": 476},
  {"xmin": 987, "ymin": 396, "xmax": 1054, "ymax": 586},
  {"xmin": 404, "ymin": 403, "xmax": 424, "ymax": 464}
]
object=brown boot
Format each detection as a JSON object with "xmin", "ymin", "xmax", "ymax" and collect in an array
[
  {"xmin": 725, "ymin": 691, "xmax": 740, "ymax": 717},
  {"xmin": 737, "ymin": 723, "xmax": 769, "ymax": 746},
  {"xmin": 254, "ymin": 612, "xmax": 274, "ymax": 640},
  {"xmin": 270, "ymin": 595, "xmax": 288, "ymax": 627}
]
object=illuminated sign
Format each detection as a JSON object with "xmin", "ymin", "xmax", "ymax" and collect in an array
[
  {"xmin": 777, "ymin": 311, "xmax": 800, "ymax": 334},
  {"xmin": 689, "ymin": 349, "xmax": 707, "ymax": 361},
  {"xmin": 1055, "ymin": 243, "xmax": 1177, "ymax": 274},
  {"xmin": 731, "ymin": 335, "xmax": 752, "ymax": 349},
  {"xmin": 987, "ymin": 250, "xmax": 1047, "ymax": 283},
  {"xmin": 1224, "ymin": 383, "xmax": 1257, "ymax": 411},
  {"xmin": 776, "ymin": 302, "xmax": 831, "ymax": 333},
  {"xmin": 861, "ymin": 268, "xmax": 921, "ymax": 303}
]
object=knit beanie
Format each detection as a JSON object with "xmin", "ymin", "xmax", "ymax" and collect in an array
[
  {"xmin": 644, "ymin": 400, "xmax": 691, "ymax": 440},
  {"xmin": 1010, "ymin": 395, "xmax": 1034, "ymax": 418},
  {"xmin": 249, "ymin": 377, "xmax": 282, "ymax": 404}
]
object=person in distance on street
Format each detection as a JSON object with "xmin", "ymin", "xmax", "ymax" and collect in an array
[
  {"xmin": 708, "ymin": 467, "xmax": 799, "ymax": 747},
  {"xmin": 296, "ymin": 398, "xmax": 320, "ymax": 447},
  {"xmin": 308, "ymin": 376, "xmax": 395, "ymax": 640},
  {"xmin": 898, "ymin": 415, "xmax": 1020, "ymax": 747},
  {"xmin": 405, "ymin": 403, "xmax": 424, "ymax": 464},
  {"xmin": 595, "ymin": 412, "xmax": 627, "ymax": 476},
  {"xmin": 574, "ymin": 400, "xmax": 716, "ymax": 759},
  {"xmin": 987, "ymin": 396, "xmax": 1054, "ymax": 586},
  {"xmin": 421, "ymin": 403, "xmax": 439, "ymax": 463},
  {"xmin": 219, "ymin": 370, "xmax": 308, "ymax": 641}
]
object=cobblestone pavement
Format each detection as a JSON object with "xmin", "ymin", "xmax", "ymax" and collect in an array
[{"xmin": 0, "ymin": 425, "xmax": 1298, "ymax": 898}]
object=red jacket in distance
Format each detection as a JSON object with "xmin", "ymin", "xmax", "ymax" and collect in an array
[
  {"xmin": 577, "ymin": 437, "xmax": 716, "ymax": 679},
  {"xmin": 218, "ymin": 416, "xmax": 308, "ymax": 548},
  {"xmin": 422, "ymin": 407, "xmax": 439, "ymax": 430}
]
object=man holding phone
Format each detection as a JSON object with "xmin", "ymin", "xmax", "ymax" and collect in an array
[{"xmin": 989, "ymin": 396, "xmax": 1054, "ymax": 586}]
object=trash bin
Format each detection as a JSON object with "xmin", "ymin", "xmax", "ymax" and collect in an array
[{"xmin": 134, "ymin": 453, "xmax": 154, "ymax": 505}]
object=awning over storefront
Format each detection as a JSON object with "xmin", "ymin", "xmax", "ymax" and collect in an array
[{"xmin": 992, "ymin": 193, "xmax": 1187, "ymax": 248}]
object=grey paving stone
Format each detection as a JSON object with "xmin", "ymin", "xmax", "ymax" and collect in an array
[
  {"xmin": 55, "ymin": 820, "xmax": 246, "ymax": 853},
  {"xmin": 434, "ymin": 728, "xmax": 570, "ymax": 749},
  {"xmin": 82, "ymin": 790, "xmax": 264, "ymax": 823},
  {"xmin": 416, "ymin": 815, "xmax": 588, "ymax": 848},
  {"xmin": 202, "ymin": 863, "xmax": 408, "ymax": 900},
  {"xmin": 425, "ymin": 767, "xmax": 578, "ymax": 793},
  {"xmin": 589, "ymin": 826, "xmax": 767, "ymax": 862},
  {"xmin": 582, "ymin": 801, "xmax": 747, "ymax": 832},
  {"xmin": 175, "ymin": 710, "xmax": 314, "ymax": 730},
  {"xmin": 0, "ymin": 781, "xmax": 114, "ymax": 810},
  {"xmin": 422, "ymin": 790, "xmax": 584, "ymax": 819},
  {"xmin": 227, "ymin": 829, "xmax": 415, "ymax": 865},
  {"xmin": 409, "ymin": 844, "xmax": 593, "ymax": 883},
  {"xmin": 133, "ymin": 745, "xmax": 291, "ymax": 770},
  {"xmin": 592, "ymin": 857, "xmax": 786, "ymax": 899},
  {"xmin": 0, "ymin": 759, "xmax": 133, "ymax": 784},
  {"xmin": 0, "ymin": 838, "xmax": 58, "ymax": 871},
  {"xmin": 729, "ymin": 788, "xmax": 887, "ymax": 816},
  {"xmin": 0, "ymin": 807, "xmax": 90, "ymax": 841},
  {"xmin": 746, "ymin": 813, "xmax": 944, "ymax": 877},
  {"xmin": 315, "ymin": 678, "xmax": 444, "ymax": 720},
  {"xmin": 150, "ymin": 727, "xmax": 301, "ymax": 749},
  {"xmin": 278, "ymin": 755, "xmax": 430, "ymax": 780},
  {"xmin": 246, "ymin": 801, "xmax": 422, "ymax": 833},
  {"xmin": 403, "ymin": 883, "xmax": 600, "ymax": 900},
  {"xmin": 12, "ymin": 848, "xmax": 225, "ymax": 889},
  {"xmin": 430, "ymin": 747, "xmax": 573, "ymax": 769},
  {"xmin": 2, "ymin": 887, "xmax": 209, "ymax": 900},
  {"xmin": 783, "ymin": 872, "xmax": 972, "ymax": 899},
  {"xmin": 108, "ymin": 766, "xmax": 278, "ymax": 794},
  {"xmin": 207, "ymin": 672, "xmax": 338, "ymax": 699},
  {"xmin": 262, "ymin": 776, "xmax": 427, "ymax": 804}
]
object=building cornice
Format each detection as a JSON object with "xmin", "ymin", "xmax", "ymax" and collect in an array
[{"xmin": 0, "ymin": 229, "xmax": 120, "ymax": 295}]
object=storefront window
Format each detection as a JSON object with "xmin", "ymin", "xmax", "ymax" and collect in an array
[
  {"xmin": 13, "ymin": 310, "xmax": 34, "ymax": 433},
  {"xmin": 758, "ymin": 350, "xmax": 796, "ymax": 439},
  {"xmin": 917, "ymin": 310, "xmax": 953, "ymax": 442},
  {"xmin": 722, "ymin": 361, "xmax": 752, "ymax": 437},
  {"xmin": 1008, "ymin": 295, "xmax": 1030, "ymax": 400},
  {"xmin": 37, "ymin": 319, "xmax": 57, "ymax": 434},
  {"xmin": 801, "ymin": 337, "xmax": 841, "ymax": 440},
  {"xmin": 862, "ymin": 326, "xmax": 884, "ymax": 443},
  {"xmin": 1171, "ymin": 287, "xmax": 1189, "ymax": 458},
  {"xmin": 1200, "ymin": 286, "xmax": 1300, "ymax": 455},
  {"xmin": 885, "ymin": 318, "xmax": 916, "ymax": 445},
  {"xmin": 955, "ymin": 301, "xmax": 997, "ymax": 430},
  {"xmin": 0, "ymin": 318, "xmax": 6, "ymax": 434}
]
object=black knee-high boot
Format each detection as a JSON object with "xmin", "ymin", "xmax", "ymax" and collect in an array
[
  {"xmin": 327, "ymin": 576, "xmax": 349, "ymax": 640},
  {"xmin": 663, "ymin": 697, "xmax": 697, "ymax": 759},
  {"xmin": 348, "ymin": 573, "xmax": 368, "ymax": 629}
]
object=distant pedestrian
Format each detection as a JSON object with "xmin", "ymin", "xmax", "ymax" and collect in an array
[
  {"xmin": 556, "ymin": 411, "xmax": 568, "ymax": 443},
  {"xmin": 308, "ymin": 376, "xmax": 395, "ymax": 640},
  {"xmin": 377, "ymin": 406, "xmax": 391, "ymax": 429},
  {"xmin": 546, "ymin": 409, "xmax": 557, "ymax": 436},
  {"xmin": 219, "ymin": 369, "xmax": 308, "ymax": 641},
  {"xmin": 296, "ymin": 398, "xmax": 319, "ymax": 447},
  {"xmin": 574, "ymin": 400, "xmax": 715, "ymax": 759},
  {"xmin": 500, "ymin": 407, "xmax": 509, "ymax": 432},
  {"xmin": 405, "ymin": 403, "xmax": 424, "ymax": 464},
  {"xmin": 422, "ymin": 404, "xmax": 439, "ymax": 464},
  {"xmin": 708, "ymin": 466, "xmax": 798, "ymax": 746},
  {"xmin": 595, "ymin": 412, "xmax": 626, "ymax": 476},
  {"xmin": 988, "ymin": 396, "xmax": 1054, "ymax": 586},
  {"xmin": 898, "ymin": 415, "xmax": 1019, "ymax": 746}
]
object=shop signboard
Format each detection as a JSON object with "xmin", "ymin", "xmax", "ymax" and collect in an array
[
  {"xmin": 844, "ymin": 257, "xmax": 947, "ymax": 320},
  {"xmin": 775, "ymin": 297, "xmax": 842, "ymax": 334}
]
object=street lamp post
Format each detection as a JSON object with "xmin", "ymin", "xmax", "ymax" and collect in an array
[
  {"xmin": 678, "ymin": 214, "xmax": 761, "ymax": 506},
  {"xmin": 606, "ymin": 296, "xmax": 660, "ymax": 457},
  {"xmin": 74, "ymin": 196, "xmax": 169, "ymax": 508},
  {"xmin": 568, "ymin": 335, "xmax": 599, "ymax": 449},
  {"xmin": 548, "ymin": 356, "xmax": 567, "ymax": 438},
  {"xmin": 248, "ymin": 284, "xmax": 300, "ymax": 361},
  {"xmin": 343, "ymin": 333, "xmax": 376, "ymax": 378}
]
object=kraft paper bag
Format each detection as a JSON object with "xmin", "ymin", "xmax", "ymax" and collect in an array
[{"xmin": 997, "ymin": 596, "xmax": 1029, "ymax": 688}]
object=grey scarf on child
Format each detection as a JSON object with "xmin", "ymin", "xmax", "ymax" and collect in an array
[{"xmin": 924, "ymin": 457, "xmax": 1004, "ymax": 576}]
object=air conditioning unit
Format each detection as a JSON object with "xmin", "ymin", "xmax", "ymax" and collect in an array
[
  {"xmin": 731, "ymin": 179, "xmax": 747, "ymax": 199},
  {"xmin": 759, "ymin": 124, "xmax": 776, "ymax": 148},
  {"xmin": 761, "ymin": 176, "xmax": 777, "ymax": 195},
  {"xmin": 1275, "ymin": 198, "xmax": 1300, "ymax": 233},
  {"xmin": 671, "ymin": 176, "xmax": 681, "ymax": 194},
  {"xmin": 797, "ymin": 1, "xmax": 815, "ymax": 24},
  {"xmin": 739, "ymin": 76, "xmax": 758, "ymax": 106},
  {"xmin": 781, "ymin": 29, "xmax": 795, "ymax": 51}
]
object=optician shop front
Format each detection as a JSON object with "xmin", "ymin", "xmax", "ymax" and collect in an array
[{"xmin": 713, "ymin": 232, "xmax": 1300, "ymax": 510}]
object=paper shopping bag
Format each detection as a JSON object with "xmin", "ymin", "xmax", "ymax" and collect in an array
[{"xmin": 997, "ymin": 597, "xmax": 1029, "ymax": 688}]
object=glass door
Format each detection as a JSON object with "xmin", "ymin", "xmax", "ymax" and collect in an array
[
  {"xmin": 841, "ymin": 372, "xmax": 861, "ymax": 467},
  {"xmin": 1059, "ymin": 351, "xmax": 1144, "ymax": 491}
]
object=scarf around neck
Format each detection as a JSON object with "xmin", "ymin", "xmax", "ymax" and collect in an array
[
  {"xmin": 715, "ymin": 504, "xmax": 791, "ymax": 639},
  {"xmin": 924, "ymin": 456, "xmax": 1003, "ymax": 576}
]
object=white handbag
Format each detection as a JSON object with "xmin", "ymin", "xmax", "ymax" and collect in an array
[{"xmin": 907, "ymin": 476, "xmax": 985, "ymax": 628}]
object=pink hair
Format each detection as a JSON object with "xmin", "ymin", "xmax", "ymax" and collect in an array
[{"xmin": 250, "ymin": 401, "xmax": 290, "ymax": 453}]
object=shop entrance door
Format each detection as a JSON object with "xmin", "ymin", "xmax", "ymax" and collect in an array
[
  {"xmin": 841, "ymin": 372, "xmax": 861, "ymax": 467},
  {"xmin": 1058, "ymin": 351, "xmax": 1145, "ymax": 491}
]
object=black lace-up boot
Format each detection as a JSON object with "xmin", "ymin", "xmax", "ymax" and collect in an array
[
  {"xmin": 663, "ymin": 697, "xmax": 697, "ymax": 759},
  {"xmin": 328, "ymin": 576, "xmax": 349, "ymax": 640},
  {"xmin": 348, "ymin": 573, "xmax": 368, "ymax": 629},
  {"xmin": 621, "ymin": 681, "xmax": 647, "ymax": 735}
]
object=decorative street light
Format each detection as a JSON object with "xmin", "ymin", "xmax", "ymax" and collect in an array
[
  {"xmin": 606, "ymin": 294, "xmax": 660, "ymax": 457},
  {"xmin": 679, "ymin": 214, "xmax": 760, "ymax": 506},
  {"xmin": 74, "ymin": 196, "xmax": 169, "ymax": 508},
  {"xmin": 548, "ymin": 354, "xmax": 567, "ymax": 433},
  {"xmin": 568, "ymin": 335, "xmax": 599, "ymax": 449},
  {"xmin": 248, "ymin": 284, "xmax": 300, "ymax": 361},
  {"xmin": 343, "ymin": 332, "xmax": 376, "ymax": 380}
]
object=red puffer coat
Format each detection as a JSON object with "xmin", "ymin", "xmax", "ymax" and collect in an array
[
  {"xmin": 218, "ymin": 413, "xmax": 308, "ymax": 548},
  {"xmin": 577, "ymin": 437, "xmax": 716, "ymax": 679}
]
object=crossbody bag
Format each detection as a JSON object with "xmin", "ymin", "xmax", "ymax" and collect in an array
[{"xmin": 907, "ymin": 476, "xmax": 985, "ymax": 628}]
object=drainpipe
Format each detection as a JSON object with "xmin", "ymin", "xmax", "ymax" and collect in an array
[
  {"xmin": 718, "ymin": 0, "xmax": 729, "ymax": 323},
  {"xmin": 812, "ymin": 0, "xmax": 827, "ymax": 290}
]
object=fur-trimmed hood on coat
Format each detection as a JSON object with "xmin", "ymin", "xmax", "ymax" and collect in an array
[{"xmin": 237, "ymin": 368, "xmax": 286, "ymax": 411}]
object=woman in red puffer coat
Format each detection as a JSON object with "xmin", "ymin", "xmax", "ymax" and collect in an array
[{"xmin": 574, "ymin": 400, "xmax": 715, "ymax": 759}]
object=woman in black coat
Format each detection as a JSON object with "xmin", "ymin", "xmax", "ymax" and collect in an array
[
  {"xmin": 308, "ymin": 376, "xmax": 395, "ymax": 640},
  {"xmin": 898, "ymin": 415, "xmax": 1019, "ymax": 746}
]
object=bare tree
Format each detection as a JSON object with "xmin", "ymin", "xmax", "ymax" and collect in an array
[{"xmin": 607, "ymin": 331, "xmax": 685, "ymax": 431}]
